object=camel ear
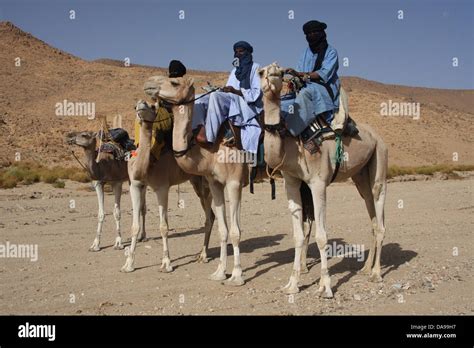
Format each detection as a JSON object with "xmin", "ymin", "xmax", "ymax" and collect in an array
[
  {"xmin": 258, "ymin": 68, "xmax": 265, "ymax": 77},
  {"xmin": 188, "ymin": 77, "xmax": 195, "ymax": 86}
]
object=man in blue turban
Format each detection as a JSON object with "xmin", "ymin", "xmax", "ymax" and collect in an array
[
  {"xmin": 194, "ymin": 41, "xmax": 263, "ymax": 154},
  {"xmin": 282, "ymin": 20, "xmax": 341, "ymax": 136}
]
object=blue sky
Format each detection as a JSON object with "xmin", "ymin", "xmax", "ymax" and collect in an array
[{"xmin": 1, "ymin": 0, "xmax": 473, "ymax": 89}]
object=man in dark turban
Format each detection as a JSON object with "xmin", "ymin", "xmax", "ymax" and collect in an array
[
  {"xmin": 168, "ymin": 60, "xmax": 187, "ymax": 78},
  {"xmin": 282, "ymin": 20, "xmax": 343, "ymax": 136}
]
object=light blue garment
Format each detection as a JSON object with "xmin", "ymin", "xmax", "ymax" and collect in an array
[
  {"xmin": 281, "ymin": 45, "xmax": 340, "ymax": 136},
  {"xmin": 192, "ymin": 62, "xmax": 263, "ymax": 154}
]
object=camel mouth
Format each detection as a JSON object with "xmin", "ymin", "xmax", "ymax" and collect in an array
[{"xmin": 65, "ymin": 133, "xmax": 77, "ymax": 145}]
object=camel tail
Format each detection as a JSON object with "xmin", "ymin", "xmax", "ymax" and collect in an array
[{"xmin": 300, "ymin": 181, "xmax": 315, "ymax": 222}]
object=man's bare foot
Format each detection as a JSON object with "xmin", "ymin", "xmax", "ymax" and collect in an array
[{"xmin": 196, "ymin": 126, "xmax": 213, "ymax": 147}]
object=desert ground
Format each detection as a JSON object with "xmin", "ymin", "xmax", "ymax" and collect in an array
[{"xmin": 1, "ymin": 176, "xmax": 472, "ymax": 315}]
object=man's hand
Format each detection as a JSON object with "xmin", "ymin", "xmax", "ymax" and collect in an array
[
  {"xmin": 285, "ymin": 68, "xmax": 298, "ymax": 76},
  {"xmin": 222, "ymin": 86, "xmax": 235, "ymax": 93},
  {"xmin": 222, "ymin": 86, "xmax": 243, "ymax": 96}
]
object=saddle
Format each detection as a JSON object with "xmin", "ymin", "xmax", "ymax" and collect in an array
[{"xmin": 97, "ymin": 128, "xmax": 136, "ymax": 161}]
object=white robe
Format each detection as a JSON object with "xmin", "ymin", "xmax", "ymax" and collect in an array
[{"xmin": 192, "ymin": 62, "xmax": 263, "ymax": 154}]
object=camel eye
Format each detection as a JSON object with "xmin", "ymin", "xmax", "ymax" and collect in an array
[{"xmin": 170, "ymin": 81, "xmax": 180, "ymax": 87}]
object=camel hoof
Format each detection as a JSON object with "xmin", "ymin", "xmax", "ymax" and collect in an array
[
  {"xmin": 121, "ymin": 265, "xmax": 135, "ymax": 273},
  {"xmin": 225, "ymin": 276, "xmax": 244, "ymax": 287},
  {"xmin": 315, "ymin": 288, "xmax": 333, "ymax": 299},
  {"xmin": 138, "ymin": 237, "xmax": 148, "ymax": 243},
  {"xmin": 300, "ymin": 266, "xmax": 309, "ymax": 274},
  {"xmin": 196, "ymin": 254, "xmax": 210, "ymax": 263},
  {"xmin": 282, "ymin": 286, "xmax": 300, "ymax": 295},
  {"xmin": 114, "ymin": 245, "xmax": 124, "ymax": 250},
  {"xmin": 209, "ymin": 272, "xmax": 227, "ymax": 281},
  {"xmin": 89, "ymin": 246, "xmax": 100, "ymax": 252},
  {"xmin": 160, "ymin": 265, "xmax": 174, "ymax": 273},
  {"xmin": 369, "ymin": 273, "xmax": 383, "ymax": 283}
]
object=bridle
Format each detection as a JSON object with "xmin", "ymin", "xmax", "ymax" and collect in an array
[{"xmin": 262, "ymin": 72, "xmax": 286, "ymax": 135}]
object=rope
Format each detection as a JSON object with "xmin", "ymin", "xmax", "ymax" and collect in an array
[
  {"xmin": 163, "ymin": 87, "xmax": 220, "ymax": 106},
  {"xmin": 71, "ymin": 150, "xmax": 95, "ymax": 189},
  {"xmin": 265, "ymin": 152, "xmax": 286, "ymax": 180}
]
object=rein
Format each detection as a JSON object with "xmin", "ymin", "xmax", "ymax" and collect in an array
[
  {"xmin": 162, "ymin": 87, "xmax": 220, "ymax": 106},
  {"xmin": 70, "ymin": 149, "xmax": 93, "ymax": 181}
]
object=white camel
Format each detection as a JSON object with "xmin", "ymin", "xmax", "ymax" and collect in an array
[{"xmin": 259, "ymin": 63, "xmax": 388, "ymax": 297}]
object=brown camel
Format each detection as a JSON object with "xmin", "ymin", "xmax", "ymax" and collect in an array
[
  {"xmin": 121, "ymin": 101, "xmax": 215, "ymax": 273},
  {"xmin": 150, "ymin": 76, "xmax": 249, "ymax": 286},
  {"xmin": 65, "ymin": 131, "xmax": 130, "ymax": 251}
]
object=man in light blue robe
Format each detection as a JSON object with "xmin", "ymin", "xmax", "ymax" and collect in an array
[
  {"xmin": 194, "ymin": 41, "xmax": 262, "ymax": 154},
  {"xmin": 281, "ymin": 20, "xmax": 340, "ymax": 137}
]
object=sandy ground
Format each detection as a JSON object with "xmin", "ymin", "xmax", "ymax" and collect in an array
[{"xmin": 0, "ymin": 177, "xmax": 472, "ymax": 315}]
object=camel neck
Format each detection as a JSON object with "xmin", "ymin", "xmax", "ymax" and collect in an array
[
  {"xmin": 171, "ymin": 104, "xmax": 193, "ymax": 155},
  {"xmin": 263, "ymin": 94, "xmax": 282, "ymax": 125},
  {"xmin": 133, "ymin": 121, "xmax": 153, "ymax": 181},
  {"xmin": 263, "ymin": 93, "xmax": 286, "ymax": 168}
]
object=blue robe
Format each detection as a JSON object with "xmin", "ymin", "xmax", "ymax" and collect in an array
[{"xmin": 281, "ymin": 45, "xmax": 340, "ymax": 136}]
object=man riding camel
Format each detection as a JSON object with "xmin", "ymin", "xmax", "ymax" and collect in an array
[
  {"xmin": 194, "ymin": 41, "xmax": 263, "ymax": 154},
  {"xmin": 282, "ymin": 20, "xmax": 349, "ymax": 137}
]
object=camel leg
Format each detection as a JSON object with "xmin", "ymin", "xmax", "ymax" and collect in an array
[
  {"xmin": 370, "ymin": 184, "xmax": 386, "ymax": 282},
  {"xmin": 156, "ymin": 186, "xmax": 173, "ymax": 273},
  {"xmin": 301, "ymin": 221, "xmax": 312, "ymax": 273},
  {"xmin": 310, "ymin": 179, "xmax": 333, "ymax": 299},
  {"xmin": 207, "ymin": 179, "xmax": 228, "ymax": 281},
  {"xmin": 121, "ymin": 180, "xmax": 142, "ymax": 272},
  {"xmin": 138, "ymin": 185, "xmax": 147, "ymax": 242},
  {"xmin": 112, "ymin": 182, "xmax": 124, "ymax": 250},
  {"xmin": 370, "ymin": 180, "xmax": 387, "ymax": 283},
  {"xmin": 90, "ymin": 181, "xmax": 105, "ymax": 252},
  {"xmin": 352, "ymin": 169, "xmax": 377, "ymax": 275},
  {"xmin": 281, "ymin": 174, "xmax": 305, "ymax": 294},
  {"xmin": 189, "ymin": 176, "xmax": 215, "ymax": 263},
  {"xmin": 368, "ymin": 144, "xmax": 388, "ymax": 283},
  {"xmin": 225, "ymin": 180, "xmax": 244, "ymax": 286}
]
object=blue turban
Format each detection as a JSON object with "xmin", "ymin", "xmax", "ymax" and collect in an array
[{"xmin": 233, "ymin": 41, "xmax": 254, "ymax": 89}]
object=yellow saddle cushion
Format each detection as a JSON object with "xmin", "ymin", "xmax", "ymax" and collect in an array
[{"xmin": 134, "ymin": 105, "xmax": 173, "ymax": 160}]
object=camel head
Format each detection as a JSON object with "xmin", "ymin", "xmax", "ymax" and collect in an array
[
  {"xmin": 158, "ymin": 76, "xmax": 195, "ymax": 105},
  {"xmin": 65, "ymin": 131, "xmax": 97, "ymax": 149},
  {"xmin": 135, "ymin": 99, "xmax": 157, "ymax": 124},
  {"xmin": 258, "ymin": 62, "xmax": 284, "ymax": 97}
]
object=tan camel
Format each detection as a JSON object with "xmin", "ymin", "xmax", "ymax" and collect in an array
[
  {"xmin": 121, "ymin": 101, "xmax": 215, "ymax": 273},
  {"xmin": 66, "ymin": 131, "xmax": 129, "ymax": 251},
  {"xmin": 149, "ymin": 76, "xmax": 249, "ymax": 286},
  {"xmin": 259, "ymin": 63, "xmax": 388, "ymax": 297}
]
